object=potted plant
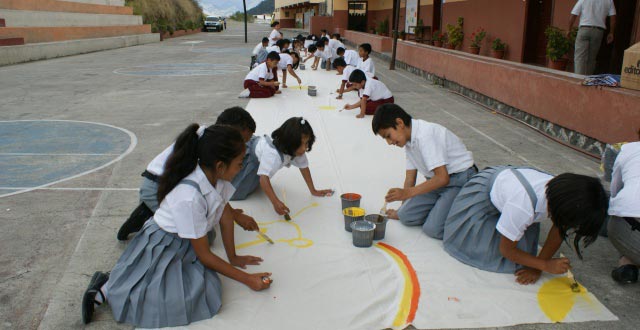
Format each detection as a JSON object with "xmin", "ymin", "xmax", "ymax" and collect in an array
[
  {"xmin": 491, "ymin": 38, "xmax": 507, "ymax": 59},
  {"xmin": 445, "ymin": 17, "xmax": 464, "ymax": 49},
  {"xmin": 468, "ymin": 27, "xmax": 486, "ymax": 54},
  {"xmin": 369, "ymin": 25, "xmax": 376, "ymax": 34},
  {"xmin": 432, "ymin": 30, "xmax": 445, "ymax": 47},
  {"xmin": 545, "ymin": 26, "xmax": 571, "ymax": 71},
  {"xmin": 377, "ymin": 18, "xmax": 389, "ymax": 36},
  {"xmin": 399, "ymin": 31, "xmax": 406, "ymax": 40}
]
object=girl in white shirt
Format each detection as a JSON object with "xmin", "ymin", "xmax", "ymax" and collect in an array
[
  {"xmin": 82, "ymin": 125, "xmax": 272, "ymax": 327},
  {"xmin": 233, "ymin": 117, "xmax": 333, "ymax": 216},
  {"xmin": 443, "ymin": 166, "xmax": 608, "ymax": 284},
  {"xmin": 607, "ymin": 141, "xmax": 640, "ymax": 284},
  {"xmin": 357, "ymin": 43, "xmax": 375, "ymax": 76},
  {"xmin": 277, "ymin": 52, "xmax": 302, "ymax": 88},
  {"xmin": 268, "ymin": 21, "xmax": 281, "ymax": 46}
]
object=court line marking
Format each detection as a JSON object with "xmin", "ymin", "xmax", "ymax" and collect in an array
[
  {"xmin": 0, "ymin": 120, "xmax": 137, "ymax": 199},
  {"xmin": 0, "ymin": 187, "xmax": 138, "ymax": 191},
  {"xmin": 0, "ymin": 153, "xmax": 121, "ymax": 156}
]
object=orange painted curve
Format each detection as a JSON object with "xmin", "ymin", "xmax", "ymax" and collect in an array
[{"xmin": 377, "ymin": 242, "xmax": 421, "ymax": 326}]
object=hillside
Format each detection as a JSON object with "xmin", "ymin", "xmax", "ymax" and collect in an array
[{"xmin": 247, "ymin": 0, "xmax": 274, "ymax": 15}]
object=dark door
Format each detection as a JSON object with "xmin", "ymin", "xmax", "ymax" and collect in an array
[
  {"xmin": 524, "ymin": 0, "xmax": 554, "ymax": 65},
  {"xmin": 432, "ymin": 0, "xmax": 442, "ymax": 32},
  {"xmin": 595, "ymin": 0, "xmax": 638, "ymax": 74},
  {"xmin": 348, "ymin": 1, "xmax": 368, "ymax": 32}
]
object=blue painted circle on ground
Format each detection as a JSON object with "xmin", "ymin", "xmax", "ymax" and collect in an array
[
  {"xmin": 0, "ymin": 120, "xmax": 135, "ymax": 196},
  {"xmin": 114, "ymin": 63, "xmax": 247, "ymax": 76}
]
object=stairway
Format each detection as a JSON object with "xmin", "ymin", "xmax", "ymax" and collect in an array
[{"xmin": 0, "ymin": 0, "xmax": 159, "ymax": 66}]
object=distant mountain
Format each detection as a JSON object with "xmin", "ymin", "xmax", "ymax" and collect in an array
[
  {"xmin": 198, "ymin": 0, "xmax": 262, "ymax": 17},
  {"xmin": 247, "ymin": 0, "xmax": 274, "ymax": 15}
]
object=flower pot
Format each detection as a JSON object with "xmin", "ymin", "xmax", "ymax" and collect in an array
[
  {"xmin": 433, "ymin": 40, "xmax": 443, "ymax": 47},
  {"xmin": 547, "ymin": 58, "xmax": 568, "ymax": 71},
  {"xmin": 469, "ymin": 46, "xmax": 480, "ymax": 55},
  {"xmin": 491, "ymin": 49, "xmax": 505, "ymax": 59},
  {"xmin": 445, "ymin": 43, "xmax": 455, "ymax": 50}
]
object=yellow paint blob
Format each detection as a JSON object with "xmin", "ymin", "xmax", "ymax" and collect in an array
[
  {"xmin": 343, "ymin": 207, "xmax": 365, "ymax": 217},
  {"xmin": 537, "ymin": 277, "xmax": 590, "ymax": 322},
  {"xmin": 318, "ymin": 105, "xmax": 336, "ymax": 110}
]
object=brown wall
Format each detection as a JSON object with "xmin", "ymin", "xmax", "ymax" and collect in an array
[
  {"xmin": 279, "ymin": 18, "xmax": 295, "ymax": 28},
  {"xmin": 552, "ymin": 0, "xmax": 577, "ymax": 31},
  {"xmin": 368, "ymin": 9, "xmax": 394, "ymax": 35},
  {"xmin": 334, "ymin": 10, "xmax": 349, "ymax": 31},
  {"xmin": 395, "ymin": 40, "xmax": 640, "ymax": 143},
  {"xmin": 344, "ymin": 30, "xmax": 392, "ymax": 52},
  {"xmin": 442, "ymin": 0, "xmax": 526, "ymax": 61},
  {"xmin": 310, "ymin": 16, "xmax": 335, "ymax": 36}
]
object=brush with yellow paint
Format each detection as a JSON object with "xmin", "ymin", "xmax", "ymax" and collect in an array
[
  {"xmin": 377, "ymin": 201, "xmax": 388, "ymax": 222},
  {"xmin": 257, "ymin": 230, "xmax": 274, "ymax": 244},
  {"xmin": 560, "ymin": 253, "xmax": 580, "ymax": 292}
]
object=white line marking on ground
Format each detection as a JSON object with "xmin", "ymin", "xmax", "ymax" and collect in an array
[
  {"xmin": 0, "ymin": 187, "xmax": 139, "ymax": 191},
  {"xmin": 0, "ymin": 153, "xmax": 121, "ymax": 156},
  {"xmin": 0, "ymin": 120, "xmax": 137, "ymax": 199}
]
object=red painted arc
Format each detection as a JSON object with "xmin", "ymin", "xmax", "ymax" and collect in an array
[{"xmin": 378, "ymin": 242, "xmax": 421, "ymax": 323}]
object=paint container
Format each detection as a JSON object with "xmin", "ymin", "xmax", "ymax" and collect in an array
[
  {"xmin": 365, "ymin": 214, "xmax": 388, "ymax": 240},
  {"xmin": 300, "ymin": 63, "xmax": 306, "ymax": 70},
  {"xmin": 308, "ymin": 86, "xmax": 317, "ymax": 96},
  {"xmin": 340, "ymin": 193, "xmax": 361, "ymax": 210},
  {"xmin": 342, "ymin": 207, "xmax": 365, "ymax": 232},
  {"xmin": 350, "ymin": 220, "xmax": 376, "ymax": 248}
]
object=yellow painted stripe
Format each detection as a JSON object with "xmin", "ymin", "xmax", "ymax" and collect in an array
[{"xmin": 376, "ymin": 243, "xmax": 414, "ymax": 327}]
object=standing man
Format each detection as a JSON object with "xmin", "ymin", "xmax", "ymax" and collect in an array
[
  {"xmin": 568, "ymin": 0, "xmax": 616, "ymax": 75},
  {"xmin": 223, "ymin": 17, "xmax": 227, "ymax": 30}
]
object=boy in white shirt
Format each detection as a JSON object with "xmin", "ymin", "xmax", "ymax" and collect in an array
[
  {"xmin": 607, "ymin": 140, "xmax": 640, "ymax": 284},
  {"xmin": 251, "ymin": 37, "xmax": 269, "ymax": 68},
  {"xmin": 357, "ymin": 43, "xmax": 375, "ymax": 76},
  {"xmin": 268, "ymin": 21, "xmax": 282, "ymax": 46},
  {"xmin": 336, "ymin": 47, "xmax": 359, "ymax": 67},
  {"xmin": 243, "ymin": 52, "xmax": 281, "ymax": 98},
  {"xmin": 333, "ymin": 58, "xmax": 374, "ymax": 99},
  {"xmin": 372, "ymin": 104, "xmax": 477, "ymax": 239},
  {"xmin": 343, "ymin": 69, "xmax": 393, "ymax": 118},
  {"xmin": 277, "ymin": 52, "xmax": 302, "ymax": 88}
]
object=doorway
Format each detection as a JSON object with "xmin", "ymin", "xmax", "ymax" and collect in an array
[
  {"xmin": 523, "ymin": 0, "xmax": 554, "ymax": 65},
  {"xmin": 595, "ymin": 0, "xmax": 638, "ymax": 74},
  {"xmin": 348, "ymin": 1, "xmax": 368, "ymax": 32},
  {"xmin": 432, "ymin": 0, "xmax": 442, "ymax": 32}
]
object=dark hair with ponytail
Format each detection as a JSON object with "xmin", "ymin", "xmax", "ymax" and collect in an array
[
  {"xmin": 271, "ymin": 117, "xmax": 315, "ymax": 157},
  {"xmin": 157, "ymin": 124, "xmax": 245, "ymax": 203}
]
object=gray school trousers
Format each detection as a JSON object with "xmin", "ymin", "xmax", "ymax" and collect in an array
[
  {"xmin": 608, "ymin": 216, "xmax": 640, "ymax": 265},
  {"xmin": 139, "ymin": 177, "xmax": 160, "ymax": 212},
  {"xmin": 574, "ymin": 26, "xmax": 604, "ymax": 75},
  {"xmin": 397, "ymin": 166, "xmax": 477, "ymax": 239}
]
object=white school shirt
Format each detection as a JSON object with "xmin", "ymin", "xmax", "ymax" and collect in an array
[
  {"xmin": 277, "ymin": 53, "xmax": 294, "ymax": 70},
  {"xmin": 404, "ymin": 119, "xmax": 474, "ymax": 178},
  {"xmin": 328, "ymin": 39, "xmax": 345, "ymax": 59},
  {"xmin": 154, "ymin": 166, "xmax": 235, "ymax": 239},
  {"xmin": 254, "ymin": 136, "xmax": 309, "ymax": 178},
  {"xmin": 357, "ymin": 57, "xmax": 375, "ymax": 76},
  {"xmin": 491, "ymin": 169, "xmax": 553, "ymax": 242},
  {"xmin": 304, "ymin": 39, "xmax": 315, "ymax": 48},
  {"xmin": 571, "ymin": 0, "xmax": 616, "ymax": 29},
  {"xmin": 342, "ymin": 65, "xmax": 373, "ymax": 82},
  {"xmin": 343, "ymin": 49, "xmax": 360, "ymax": 67},
  {"xmin": 358, "ymin": 78, "xmax": 392, "ymax": 101},
  {"xmin": 609, "ymin": 142, "xmax": 640, "ymax": 218},
  {"xmin": 245, "ymin": 62, "xmax": 273, "ymax": 82},
  {"xmin": 265, "ymin": 45, "xmax": 280, "ymax": 54},
  {"xmin": 314, "ymin": 49, "xmax": 330, "ymax": 60},
  {"xmin": 146, "ymin": 143, "xmax": 174, "ymax": 176},
  {"xmin": 268, "ymin": 29, "xmax": 280, "ymax": 46},
  {"xmin": 252, "ymin": 42, "xmax": 265, "ymax": 56}
]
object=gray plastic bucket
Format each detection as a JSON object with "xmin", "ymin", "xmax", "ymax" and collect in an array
[
  {"xmin": 350, "ymin": 220, "xmax": 376, "ymax": 247},
  {"xmin": 365, "ymin": 214, "xmax": 388, "ymax": 240},
  {"xmin": 308, "ymin": 86, "xmax": 317, "ymax": 96},
  {"xmin": 300, "ymin": 63, "xmax": 306, "ymax": 70},
  {"xmin": 342, "ymin": 207, "xmax": 365, "ymax": 232},
  {"xmin": 340, "ymin": 193, "xmax": 361, "ymax": 210}
]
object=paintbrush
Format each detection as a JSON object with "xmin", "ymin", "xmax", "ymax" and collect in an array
[
  {"xmin": 378, "ymin": 201, "xmax": 388, "ymax": 222},
  {"xmin": 257, "ymin": 231, "xmax": 274, "ymax": 244},
  {"xmin": 284, "ymin": 213, "xmax": 291, "ymax": 221},
  {"xmin": 560, "ymin": 253, "xmax": 580, "ymax": 292}
]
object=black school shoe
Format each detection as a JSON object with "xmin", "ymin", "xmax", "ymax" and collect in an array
[
  {"xmin": 82, "ymin": 271, "xmax": 109, "ymax": 324},
  {"xmin": 117, "ymin": 202, "xmax": 153, "ymax": 241},
  {"xmin": 611, "ymin": 264, "xmax": 639, "ymax": 284}
]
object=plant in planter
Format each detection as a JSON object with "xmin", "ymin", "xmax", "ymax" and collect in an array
[
  {"xmin": 432, "ymin": 30, "xmax": 445, "ymax": 47},
  {"xmin": 377, "ymin": 18, "xmax": 389, "ymax": 36},
  {"xmin": 445, "ymin": 17, "xmax": 464, "ymax": 49},
  {"xmin": 399, "ymin": 31, "xmax": 406, "ymax": 40},
  {"xmin": 544, "ymin": 26, "xmax": 571, "ymax": 71},
  {"xmin": 468, "ymin": 27, "xmax": 486, "ymax": 54},
  {"xmin": 491, "ymin": 38, "xmax": 507, "ymax": 59},
  {"xmin": 369, "ymin": 26, "xmax": 376, "ymax": 34}
]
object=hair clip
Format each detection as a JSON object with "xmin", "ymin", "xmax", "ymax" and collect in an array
[
  {"xmin": 300, "ymin": 118, "xmax": 306, "ymax": 125},
  {"xmin": 196, "ymin": 125, "xmax": 206, "ymax": 138}
]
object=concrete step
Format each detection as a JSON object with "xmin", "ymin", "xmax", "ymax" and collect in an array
[
  {"xmin": 0, "ymin": 9, "xmax": 142, "ymax": 27},
  {"xmin": 0, "ymin": 0, "xmax": 133, "ymax": 15},
  {"xmin": 0, "ymin": 36, "xmax": 23, "ymax": 46},
  {"xmin": 0, "ymin": 25, "xmax": 152, "ymax": 43},
  {"xmin": 0, "ymin": 33, "xmax": 158, "ymax": 66},
  {"xmin": 62, "ymin": 0, "xmax": 125, "ymax": 6}
]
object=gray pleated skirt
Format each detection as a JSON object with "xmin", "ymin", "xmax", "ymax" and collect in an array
[
  {"xmin": 105, "ymin": 220, "xmax": 222, "ymax": 328},
  {"xmin": 442, "ymin": 166, "xmax": 540, "ymax": 274}
]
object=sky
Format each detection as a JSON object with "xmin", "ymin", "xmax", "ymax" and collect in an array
[{"xmin": 198, "ymin": 0, "xmax": 264, "ymax": 16}]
